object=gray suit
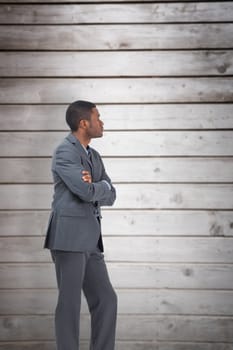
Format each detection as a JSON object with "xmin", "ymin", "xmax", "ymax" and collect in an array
[
  {"xmin": 44, "ymin": 133, "xmax": 117, "ymax": 350},
  {"xmin": 44, "ymin": 133, "xmax": 116, "ymax": 252}
]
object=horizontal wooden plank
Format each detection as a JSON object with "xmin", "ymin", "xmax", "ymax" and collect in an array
[
  {"xmin": 1, "ymin": 315, "xmax": 233, "ymax": 341},
  {"xmin": 114, "ymin": 184, "xmax": 233, "ymax": 210},
  {"xmin": 0, "ymin": 0, "xmax": 213, "ymax": 2},
  {"xmin": 1, "ymin": 131, "xmax": 233, "ymax": 157},
  {"xmin": 1, "ymin": 289, "xmax": 233, "ymax": 316},
  {"xmin": 0, "ymin": 184, "xmax": 233, "ymax": 210},
  {"xmin": 1, "ymin": 263, "xmax": 232, "ymax": 289},
  {"xmin": 0, "ymin": 236, "xmax": 233, "ymax": 263},
  {"xmin": 1, "ymin": 78, "xmax": 232, "ymax": 104},
  {"xmin": 0, "ymin": 24, "xmax": 232, "ymax": 50},
  {"xmin": 105, "ymin": 237, "xmax": 233, "ymax": 263},
  {"xmin": 0, "ymin": 341, "xmax": 232, "ymax": 350},
  {"xmin": 1, "ymin": 51, "xmax": 233, "ymax": 77},
  {"xmin": 1, "ymin": 104, "xmax": 233, "ymax": 130},
  {"xmin": 102, "ymin": 315, "xmax": 233, "ymax": 342},
  {"xmin": 1, "ymin": 3, "xmax": 232, "ymax": 24},
  {"xmin": 1, "ymin": 157, "xmax": 233, "ymax": 183},
  {"xmin": 1, "ymin": 210, "xmax": 233, "ymax": 237},
  {"xmin": 69, "ymin": 130, "xmax": 233, "ymax": 157}
]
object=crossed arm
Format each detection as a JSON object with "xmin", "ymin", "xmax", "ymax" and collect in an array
[{"xmin": 54, "ymin": 147, "xmax": 116, "ymax": 206}]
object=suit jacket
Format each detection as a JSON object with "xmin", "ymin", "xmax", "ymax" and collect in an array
[{"xmin": 44, "ymin": 133, "xmax": 116, "ymax": 252}]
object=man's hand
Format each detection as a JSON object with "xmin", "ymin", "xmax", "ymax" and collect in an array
[{"xmin": 82, "ymin": 170, "xmax": 92, "ymax": 183}]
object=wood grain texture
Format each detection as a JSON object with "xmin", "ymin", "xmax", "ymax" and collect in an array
[
  {"xmin": 1, "ymin": 78, "xmax": 232, "ymax": 104},
  {"xmin": 0, "ymin": 0, "xmax": 216, "ymax": 2},
  {"xmin": 1, "ymin": 184, "xmax": 233, "ymax": 210},
  {"xmin": 1, "ymin": 289, "xmax": 233, "ymax": 316},
  {"xmin": 1, "ymin": 51, "xmax": 233, "ymax": 77},
  {"xmin": 0, "ymin": 341, "xmax": 232, "ymax": 350},
  {"xmin": 1, "ymin": 315, "xmax": 233, "ymax": 341},
  {"xmin": 1, "ymin": 3, "xmax": 233, "ymax": 24},
  {"xmin": 1, "ymin": 157, "xmax": 233, "ymax": 183},
  {"xmin": 0, "ymin": 236, "xmax": 232, "ymax": 263},
  {"xmin": 0, "ymin": 1, "xmax": 232, "ymax": 349},
  {"xmin": 0, "ymin": 184, "xmax": 233, "ymax": 210},
  {"xmin": 1, "ymin": 210, "xmax": 233, "ymax": 237},
  {"xmin": 0, "ymin": 24, "xmax": 232, "ymax": 50},
  {"xmin": 104, "ymin": 237, "xmax": 233, "ymax": 263},
  {"xmin": 1, "ymin": 131, "xmax": 233, "ymax": 157},
  {"xmin": 1, "ymin": 263, "xmax": 232, "ymax": 289},
  {"xmin": 1, "ymin": 104, "xmax": 233, "ymax": 131}
]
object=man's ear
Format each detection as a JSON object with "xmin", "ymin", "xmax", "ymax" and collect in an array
[{"xmin": 79, "ymin": 119, "xmax": 89, "ymax": 130}]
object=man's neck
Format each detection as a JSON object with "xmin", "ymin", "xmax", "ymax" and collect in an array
[{"xmin": 72, "ymin": 131, "xmax": 90, "ymax": 148}]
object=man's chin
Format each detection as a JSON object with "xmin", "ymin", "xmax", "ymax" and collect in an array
[{"xmin": 92, "ymin": 133, "xmax": 103, "ymax": 139}]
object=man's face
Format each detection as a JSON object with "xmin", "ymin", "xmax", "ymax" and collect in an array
[{"xmin": 85, "ymin": 107, "xmax": 104, "ymax": 139}]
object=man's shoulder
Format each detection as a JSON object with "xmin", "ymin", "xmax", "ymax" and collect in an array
[{"xmin": 53, "ymin": 134, "xmax": 79, "ymax": 157}]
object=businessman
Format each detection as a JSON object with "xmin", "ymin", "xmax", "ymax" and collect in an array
[{"xmin": 44, "ymin": 100, "xmax": 117, "ymax": 350}]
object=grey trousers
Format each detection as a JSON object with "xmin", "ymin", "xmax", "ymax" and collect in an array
[{"xmin": 51, "ymin": 249, "xmax": 117, "ymax": 350}]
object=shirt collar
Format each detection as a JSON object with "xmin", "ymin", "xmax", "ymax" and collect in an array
[{"xmin": 81, "ymin": 144, "xmax": 89, "ymax": 154}]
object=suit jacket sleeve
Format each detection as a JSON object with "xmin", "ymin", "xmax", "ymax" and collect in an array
[
  {"xmin": 98, "ymin": 155, "xmax": 116, "ymax": 206},
  {"xmin": 54, "ymin": 145, "xmax": 116, "ymax": 205}
]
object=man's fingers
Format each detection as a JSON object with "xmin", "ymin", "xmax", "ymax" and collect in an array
[{"xmin": 82, "ymin": 170, "xmax": 92, "ymax": 183}]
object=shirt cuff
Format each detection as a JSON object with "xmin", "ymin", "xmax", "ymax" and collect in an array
[{"xmin": 101, "ymin": 180, "xmax": 111, "ymax": 190}]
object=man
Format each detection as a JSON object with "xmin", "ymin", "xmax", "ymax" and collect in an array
[{"xmin": 44, "ymin": 100, "xmax": 117, "ymax": 350}]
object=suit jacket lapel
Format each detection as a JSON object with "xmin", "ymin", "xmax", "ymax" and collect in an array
[{"xmin": 66, "ymin": 133, "xmax": 93, "ymax": 168}]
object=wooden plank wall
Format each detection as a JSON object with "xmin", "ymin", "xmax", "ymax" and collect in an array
[{"xmin": 0, "ymin": 1, "xmax": 233, "ymax": 349}]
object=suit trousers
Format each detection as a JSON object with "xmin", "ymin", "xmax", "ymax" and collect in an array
[{"xmin": 51, "ymin": 249, "xmax": 117, "ymax": 350}]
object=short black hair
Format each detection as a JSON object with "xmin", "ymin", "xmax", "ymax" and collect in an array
[{"xmin": 66, "ymin": 100, "xmax": 96, "ymax": 131}]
